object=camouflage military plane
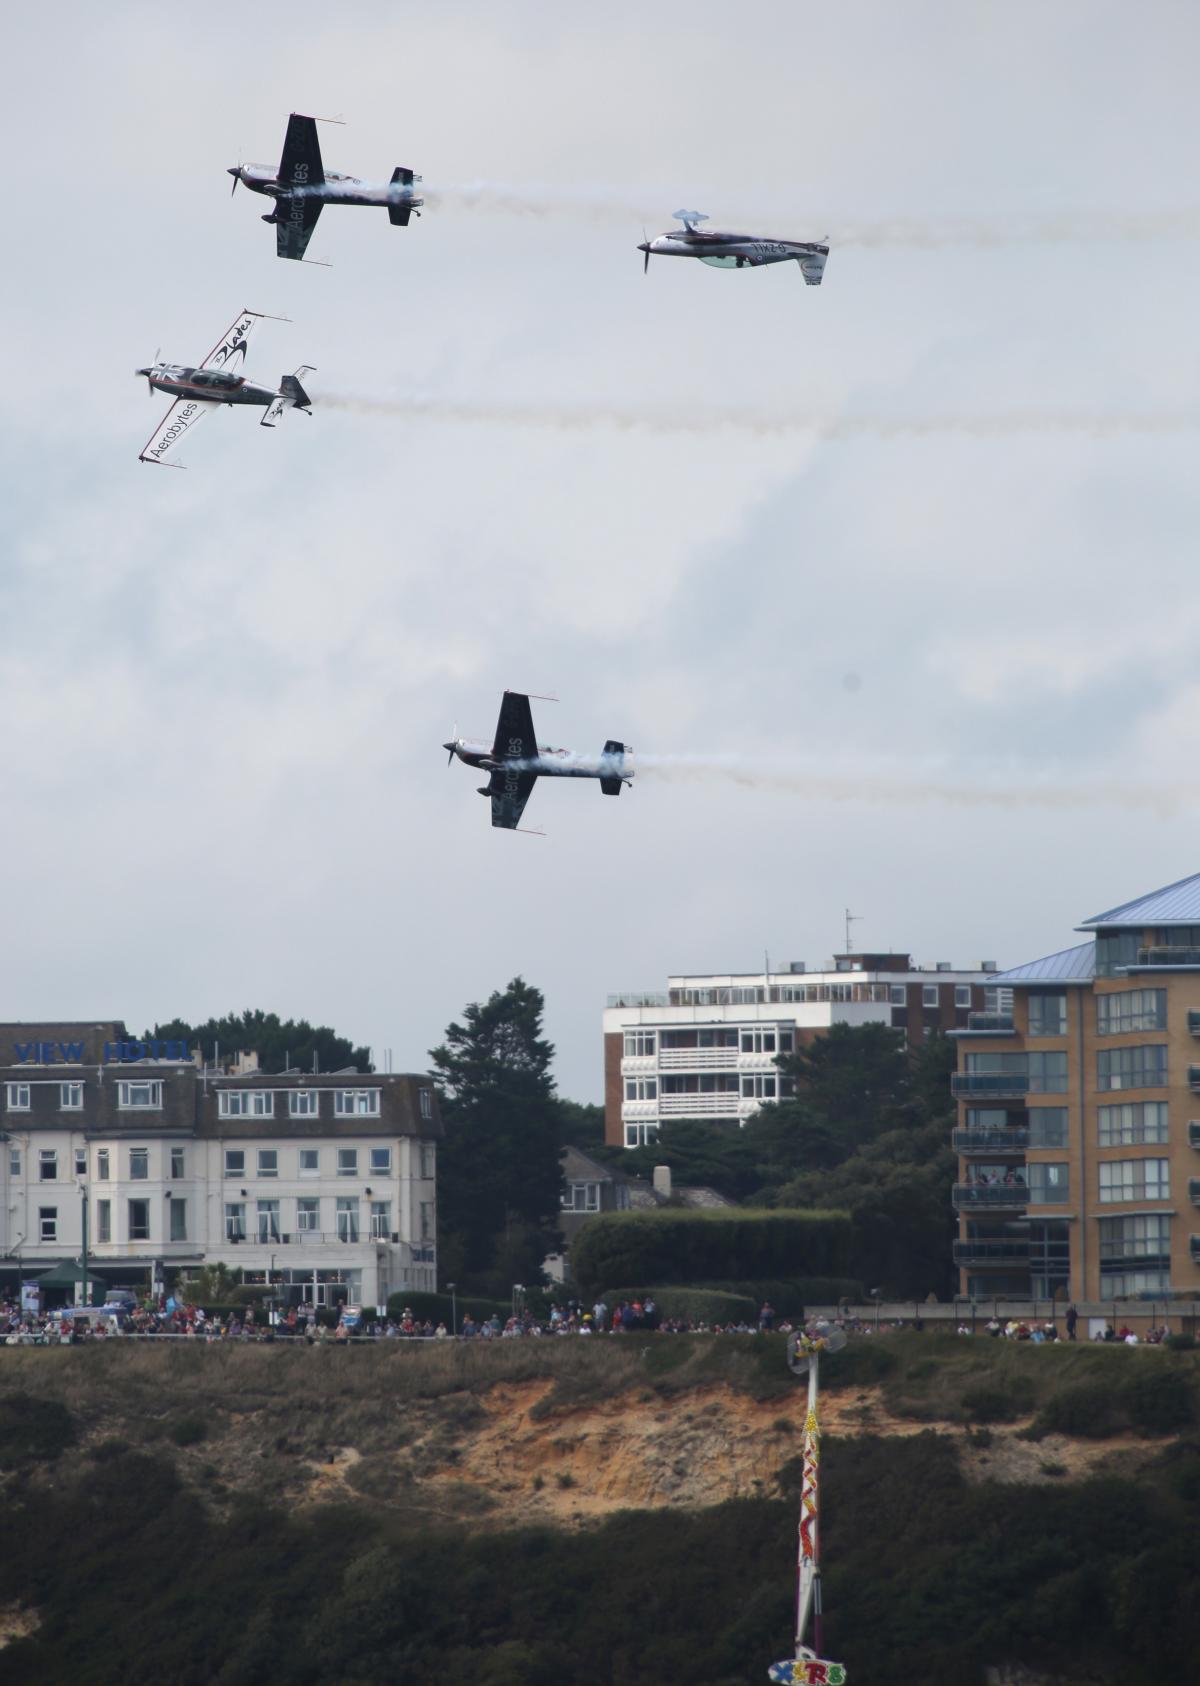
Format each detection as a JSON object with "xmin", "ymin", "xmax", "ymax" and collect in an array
[
  {"xmin": 638, "ymin": 210, "xmax": 829, "ymax": 283},
  {"xmin": 137, "ymin": 309, "xmax": 313, "ymax": 467},
  {"xmin": 229, "ymin": 113, "xmax": 423, "ymax": 261},
  {"xmin": 444, "ymin": 691, "xmax": 633, "ymax": 831}
]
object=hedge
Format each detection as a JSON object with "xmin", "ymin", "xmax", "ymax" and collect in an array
[
  {"xmin": 569, "ymin": 1207, "xmax": 852, "ymax": 1299},
  {"xmin": 385, "ymin": 1291, "xmax": 513, "ymax": 1328},
  {"xmin": 599, "ymin": 1288, "xmax": 758, "ymax": 1325}
]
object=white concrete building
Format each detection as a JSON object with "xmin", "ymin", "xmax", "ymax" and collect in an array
[
  {"xmin": 604, "ymin": 954, "xmax": 1005, "ymax": 1147},
  {"xmin": 0, "ymin": 1022, "xmax": 440, "ymax": 1308}
]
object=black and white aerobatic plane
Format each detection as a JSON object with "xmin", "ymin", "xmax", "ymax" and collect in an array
[
  {"xmin": 638, "ymin": 211, "xmax": 829, "ymax": 283},
  {"xmin": 137, "ymin": 309, "xmax": 313, "ymax": 467},
  {"xmin": 444, "ymin": 691, "xmax": 633, "ymax": 832},
  {"xmin": 229, "ymin": 113, "xmax": 423, "ymax": 262}
]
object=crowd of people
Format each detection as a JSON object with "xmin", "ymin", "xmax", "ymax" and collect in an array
[{"xmin": 958, "ymin": 1306, "xmax": 1173, "ymax": 1344}]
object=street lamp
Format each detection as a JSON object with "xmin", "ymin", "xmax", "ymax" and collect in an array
[
  {"xmin": 78, "ymin": 1179, "xmax": 90, "ymax": 1308},
  {"xmin": 447, "ymin": 1281, "xmax": 457, "ymax": 1336}
]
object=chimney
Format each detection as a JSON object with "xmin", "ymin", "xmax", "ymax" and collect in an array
[{"xmin": 653, "ymin": 1164, "xmax": 672, "ymax": 1199}]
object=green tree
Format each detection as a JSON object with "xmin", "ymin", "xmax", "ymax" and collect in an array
[
  {"xmin": 430, "ymin": 978, "xmax": 563, "ymax": 1290},
  {"xmin": 622, "ymin": 1119, "xmax": 763, "ymax": 1201},
  {"xmin": 555, "ymin": 1098, "xmax": 608, "ymax": 1154},
  {"xmin": 778, "ymin": 1019, "xmax": 917, "ymax": 1156},
  {"xmin": 151, "ymin": 1010, "xmax": 370, "ymax": 1074}
]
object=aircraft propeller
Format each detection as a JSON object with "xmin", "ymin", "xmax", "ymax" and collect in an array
[
  {"xmin": 445, "ymin": 723, "xmax": 458, "ymax": 767},
  {"xmin": 147, "ymin": 348, "xmax": 161, "ymax": 397},
  {"xmin": 642, "ymin": 227, "xmax": 650, "ymax": 275}
]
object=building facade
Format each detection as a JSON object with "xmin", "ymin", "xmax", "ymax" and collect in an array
[
  {"xmin": 605, "ymin": 954, "xmax": 1001, "ymax": 1148},
  {"xmin": 0, "ymin": 1022, "xmax": 440, "ymax": 1308},
  {"xmin": 952, "ymin": 873, "xmax": 1200, "ymax": 1305}
]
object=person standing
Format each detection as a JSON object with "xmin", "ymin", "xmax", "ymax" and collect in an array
[{"xmin": 1065, "ymin": 1304, "xmax": 1078, "ymax": 1342}]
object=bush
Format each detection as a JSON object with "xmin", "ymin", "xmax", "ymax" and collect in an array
[
  {"xmin": 0, "ymin": 1393, "xmax": 76, "ymax": 1467},
  {"xmin": 1029, "ymin": 1381, "xmax": 1125, "ymax": 1439},
  {"xmin": 570, "ymin": 1208, "xmax": 852, "ymax": 1299},
  {"xmin": 961, "ymin": 1382, "xmax": 1034, "ymax": 1425},
  {"xmin": 168, "ymin": 1415, "xmax": 208, "ymax": 1447},
  {"xmin": 1166, "ymin": 1334, "xmax": 1197, "ymax": 1352},
  {"xmin": 601, "ymin": 1287, "xmax": 758, "ymax": 1326},
  {"xmin": 1123, "ymin": 1366, "xmax": 1195, "ymax": 1435},
  {"xmin": 818, "ymin": 1340, "xmax": 899, "ymax": 1391}
]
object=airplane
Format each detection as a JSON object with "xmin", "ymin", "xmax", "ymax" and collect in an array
[
  {"xmin": 444, "ymin": 691, "xmax": 633, "ymax": 831},
  {"xmin": 228, "ymin": 113, "xmax": 423, "ymax": 262},
  {"xmin": 638, "ymin": 211, "xmax": 829, "ymax": 283},
  {"xmin": 137, "ymin": 309, "xmax": 314, "ymax": 467}
]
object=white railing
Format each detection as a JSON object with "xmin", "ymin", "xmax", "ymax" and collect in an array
[
  {"xmin": 619, "ymin": 1055, "xmax": 657, "ymax": 1075},
  {"xmin": 620, "ymin": 1101, "xmax": 659, "ymax": 1120},
  {"xmin": 658, "ymin": 1048, "xmax": 739, "ymax": 1070},
  {"xmin": 658, "ymin": 1092, "xmax": 742, "ymax": 1116}
]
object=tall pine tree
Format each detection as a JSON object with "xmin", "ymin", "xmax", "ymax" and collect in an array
[{"xmin": 430, "ymin": 978, "xmax": 563, "ymax": 1290}]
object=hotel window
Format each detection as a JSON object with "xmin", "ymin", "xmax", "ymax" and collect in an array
[
  {"xmin": 562, "ymin": 1182, "xmax": 600, "ymax": 1213},
  {"xmin": 419, "ymin": 1087, "xmax": 433, "ymax": 1119},
  {"xmin": 297, "ymin": 1198, "xmax": 319, "ymax": 1232},
  {"xmin": 740, "ymin": 1030, "xmax": 777, "ymax": 1054},
  {"xmin": 334, "ymin": 1089, "xmax": 380, "ymax": 1117},
  {"xmin": 60, "ymin": 1082, "xmax": 84, "ymax": 1110},
  {"xmin": 624, "ymin": 1122, "xmax": 659, "ymax": 1147},
  {"xmin": 9, "ymin": 1147, "xmax": 20, "ymax": 1177},
  {"xmin": 170, "ymin": 1147, "xmax": 185, "ymax": 1179},
  {"xmin": 420, "ymin": 1142, "xmax": 435, "ymax": 1180},
  {"xmin": 1027, "ymin": 1108, "xmax": 1069, "ymax": 1149},
  {"xmin": 370, "ymin": 1200, "xmax": 392, "ymax": 1238},
  {"xmin": 169, "ymin": 1199, "xmax": 188, "ymax": 1242},
  {"xmin": 624, "ymin": 1031, "xmax": 656, "ymax": 1057},
  {"xmin": 219, "ymin": 1090, "xmax": 274, "ymax": 1117},
  {"xmin": 922, "ymin": 985, "xmax": 939, "ymax": 1007},
  {"xmin": 1098, "ymin": 1213, "xmax": 1171, "ymax": 1295},
  {"xmin": 97, "ymin": 1200, "xmax": 111, "ymax": 1243},
  {"xmin": 1097, "ymin": 1045, "xmax": 1167, "ymax": 1092},
  {"xmin": 625, "ymin": 1078, "xmax": 658, "ymax": 1101},
  {"xmin": 128, "ymin": 1199, "xmax": 150, "ymax": 1241},
  {"xmin": 419, "ymin": 1200, "xmax": 434, "ymax": 1241},
  {"xmin": 289, "ymin": 1090, "xmax": 319, "ymax": 1117},
  {"xmin": 96, "ymin": 1148, "xmax": 109, "ymax": 1179},
  {"xmin": 337, "ymin": 1148, "xmax": 358, "ymax": 1177},
  {"xmin": 1099, "ymin": 1159, "xmax": 1169, "ymax": 1203},
  {"xmin": 223, "ymin": 1149, "xmax": 245, "ymax": 1178},
  {"xmin": 1027, "ymin": 993, "xmax": 1067, "ymax": 1037},
  {"xmin": 129, "ymin": 1147, "xmax": 149, "ymax": 1181},
  {"xmin": 369, "ymin": 1146, "xmax": 392, "ymax": 1175},
  {"xmin": 118, "ymin": 1081, "xmax": 162, "ymax": 1110},
  {"xmin": 225, "ymin": 1203, "xmax": 246, "ymax": 1241},
  {"xmin": 955, "ymin": 986, "xmax": 972, "ymax": 1008},
  {"xmin": 1098, "ymin": 1101, "xmax": 1168, "ymax": 1146},
  {"xmin": 1027, "ymin": 1052, "xmax": 1068, "ymax": 1093},
  {"xmin": 257, "ymin": 1149, "xmax": 279, "ymax": 1179},
  {"xmin": 1027, "ymin": 1163, "xmax": 1070, "ymax": 1204},
  {"xmin": 6, "ymin": 1083, "xmax": 31, "ymax": 1110},
  {"xmin": 741, "ymin": 1074, "xmax": 778, "ymax": 1099},
  {"xmin": 74, "ymin": 1148, "xmax": 87, "ymax": 1177},
  {"xmin": 336, "ymin": 1197, "xmax": 359, "ymax": 1242},
  {"xmin": 39, "ymin": 1206, "xmax": 58, "ymax": 1242},
  {"xmin": 39, "ymin": 1149, "xmax": 58, "ymax": 1181},
  {"xmin": 257, "ymin": 1200, "xmax": 281, "ymax": 1243},
  {"xmin": 1096, "ymin": 989, "xmax": 1167, "ymax": 1036},
  {"xmin": 890, "ymin": 985, "xmax": 907, "ymax": 1005},
  {"xmin": 299, "ymin": 1148, "xmax": 319, "ymax": 1176}
]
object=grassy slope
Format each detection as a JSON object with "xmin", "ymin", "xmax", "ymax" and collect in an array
[{"xmin": 0, "ymin": 1336, "xmax": 1197, "ymax": 1685}]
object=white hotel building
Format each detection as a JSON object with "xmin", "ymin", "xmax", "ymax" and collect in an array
[
  {"xmin": 0, "ymin": 1022, "xmax": 440, "ymax": 1308},
  {"xmin": 604, "ymin": 954, "xmax": 1003, "ymax": 1148}
]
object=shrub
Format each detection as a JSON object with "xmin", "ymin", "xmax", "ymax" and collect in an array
[
  {"xmin": 1031, "ymin": 1381, "xmax": 1126, "ymax": 1439},
  {"xmin": 961, "ymin": 1382, "xmax": 1034, "ymax": 1425},
  {"xmin": 1166, "ymin": 1334, "xmax": 1197, "ymax": 1352},
  {"xmin": 818, "ymin": 1340, "xmax": 899, "ymax": 1391},
  {"xmin": 0, "ymin": 1393, "xmax": 76, "ymax": 1467},
  {"xmin": 168, "ymin": 1415, "xmax": 208, "ymax": 1447},
  {"xmin": 570, "ymin": 1208, "xmax": 852, "ymax": 1299},
  {"xmin": 1123, "ymin": 1366, "xmax": 1195, "ymax": 1435},
  {"xmin": 601, "ymin": 1287, "xmax": 757, "ymax": 1326}
]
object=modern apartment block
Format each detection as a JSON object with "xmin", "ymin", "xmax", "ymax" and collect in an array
[
  {"xmin": 605, "ymin": 954, "xmax": 1001, "ymax": 1148},
  {"xmin": 0, "ymin": 1021, "xmax": 440, "ymax": 1308},
  {"xmin": 952, "ymin": 873, "xmax": 1200, "ymax": 1305}
]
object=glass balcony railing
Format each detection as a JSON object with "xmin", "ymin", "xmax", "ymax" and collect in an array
[
  {"xmin": 952, "ymin": 1127, "xmax": 1030, "ymax": 1153},
  {"xmin": 951, "ymin": 1073, "xmax": 1029, "ymax": 1098},
  {"xmin": 952, "ymin": 1239, "xmax": 1031, "ymax": 1266},
  {"xmin": 1189, "ymin": 1178, "xmax": 1200, "ymax": 1208},
  {"xmin": 1137, "ymin": 947, "xmax": 1200, "ymax": 968},
  {"xmin": 965, "ymin": 1013, "xmax": 1015, "ymax": 1033},
  {"xmin": 953, "ymin": 1183, "xmax": 1030, "ymax": 1210},
  {"xmin": 1189, "ymin": 1012, "xmax": 1200, "ymax": 1038},
  {"xmin": 1189, "ymin": 1121, "xmax": 1200, "ymax": 1151}
]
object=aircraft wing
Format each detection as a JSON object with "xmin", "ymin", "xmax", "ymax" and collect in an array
[
  {"xmin": 199, "ymin": 308, "xmax": 262, "ymax": 373},
  {"xmin": 279, "ymin": 114, "xmax": 325, "ymax": 193},
  {"xmin": 487, "ymin": 768, "xmax": 538, "ymax": 831},
  {"xmin": 797, "ymin": 245, "xmax": 829, "ymax": 286},
  {"xmin": 276, "ymin": 195, "xmax": 322, "ymax": 261},
  {"xmin": 139, "ymin": 396, "xmax": 218, "ymax": 466},
  {"xmin": 491, "ymin": 690, "xmax": 537, "ymax": 764}
]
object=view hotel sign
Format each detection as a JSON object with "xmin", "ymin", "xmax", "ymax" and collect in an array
[{"xmin": 12, "ymin": 1039, "xmax": 191, "ymax": 1065}]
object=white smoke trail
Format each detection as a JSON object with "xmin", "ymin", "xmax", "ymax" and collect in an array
[
  {"xmin": 631, "ymin": 755, "xmax": 1181, "ymax": 814},
  {"xmin": 322, "ymin": 392, "xmax": 1200, "ymax": 441}
]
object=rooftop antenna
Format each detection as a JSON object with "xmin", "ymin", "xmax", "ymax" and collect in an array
[{"xmin": 843, "ymin": 908, "xmax": 862, "ymax": 954}]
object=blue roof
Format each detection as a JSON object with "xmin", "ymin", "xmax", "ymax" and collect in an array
[
  {"xmin": 995, "ymin": 942, "xmax": 1096, "ymax": 986},
  {"xmin": 1079, "ymin": 870, "xmax": 1200, "ymax": 930}
]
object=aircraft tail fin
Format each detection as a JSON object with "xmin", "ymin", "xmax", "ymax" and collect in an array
[
  {"xmin": 600, "ymin": 739, "xmax": 627, "ymax": 795},
  {"xmin": 389, "ymin": 167, "xmax": 422, "ymax": 225},
  {"xmin": 280, "ymin": 366, "xmax": 314, "ymax": 409}
]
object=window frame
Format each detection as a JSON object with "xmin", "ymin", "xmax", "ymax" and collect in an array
[
  {"xmin": 128, "ymin": 1198, "xmax": 151, "ymax": 1242},
  {"xmin": 288, "ymin": 1090, "xmax": 319, "ymax": 1118},
  {"xmin": 96, "ymin": 1199, "xmax": 111, "ymax": 1244},
  {"xmin": 39, "ymin": 1205, "xmax": 58, "ymax": 1242},
  {"xmin": 256, "ymin": 1148, "xmax": 279, "ymax": 1180},
  {"xmin": 38, "ymin": 1149, "xmax": 58, "ymax": 1182},
  {"xmin": 223, "ymin": 1149, "xmax": 246, "ymax": 1179},
  {"xmin": 334, "ymin": 1089, "xmax": 381, "ymax": 1118},
  {"xmin": 1098, "ymin": 1158, "xmax": 1170, "ymax": 1203},
  {"xmin": 299, "ymin": 1148, "xmax": 320, "ymax": 1176},
  {"xmin": 296, "ymin": 1198, "xmax": 320, "ymax": 1233},
  {"xmin": 7, "ymin": 1083, "xmax": 31, "ymax": 1111},
  {"xmin": 129, "ymin": 1147, "xmax": 149, "ymax": 1181},
  {"xmin": 336, "ymin": 1148, "xmax": 359, "ymax": 1178},
  {"xmin": 60, "ymin": 1081, "xmax": 84, "ymax": 1110},
  {"xmin": 117, "ymin": 1080, "xmax": 163, "ymax": 1110}
]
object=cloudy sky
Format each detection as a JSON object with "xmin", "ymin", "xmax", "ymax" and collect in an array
[{"xmin": 2, "ymin": 3, "xmax": 1197, "ymax": 1097}]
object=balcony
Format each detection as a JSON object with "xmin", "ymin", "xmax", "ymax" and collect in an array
[
  {"xmin": 658, "ymin": 1047, "xmax": 738, "ymax": 1071},
  {"xmin": 1190, "ymin": 1013, "xmax": 1200, "ymax": 1038},
  {"xmin": 658, "ymin": 1092, "xmax": 742, "ymax": 1117},
  {"xmin": 953, "ymin": 1183, "xmax": 1030, "ymax": 1211},
  {"xmin": 953, "ymin": 1126, "xmax": 1030, "ymax": 1153},
  {"xmin": 1190, "ymin": 1121, "xmax": 1200, "ymax": 1151},
  {"xmin": 608, "ymin": 992, "xmax": 668, "ymax": 1008},
  {"xmin": 1192, "ymin": 1236, "xmax": 1200, "ymax": 1265},
  {"xmin": 952, "ymin": 1239, "xmax": 1030, "ymax": 1267},
  {"xmin": 951, "ymin": 1073, "xmax": 1029, "ymax": 1098},
  {"xmin": 1190, "ymin": 1178, "xmax": 1200, "ymax": 1208},
  {"xmin": 1136, "ymin": 947, "xmax": 1200, "ymax": 969},
  {"xmin": 1188, "ymin": 1068, "xmax": 1200, "ymax": 1092},
  {"xmin": 965, "ymin": 1013, "xmax": 1016, "ymax": 1034}
]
